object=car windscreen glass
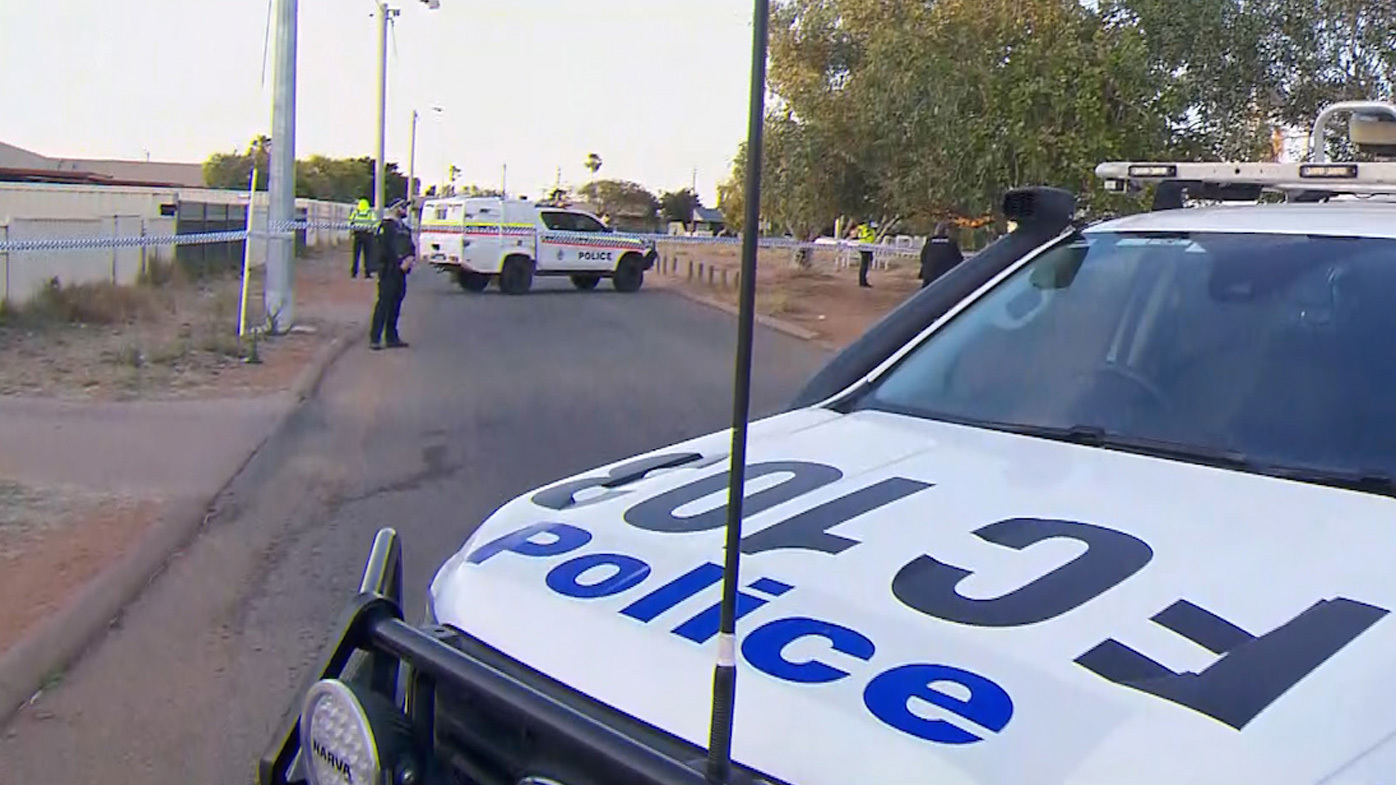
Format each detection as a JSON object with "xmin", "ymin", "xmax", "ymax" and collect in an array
[
  {"xmin": 857, "ymin": 230, "xmax": 1396, "ymax": 479},
  {"xmin": 571, "ymin": 214, "xmax": 610, "ymax": 232},
  {"xmin": 540, "ymin": 211, "xmax": 573, "ymax": 231}
]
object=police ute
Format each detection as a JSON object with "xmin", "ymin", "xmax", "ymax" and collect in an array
[
  {"xmin": 418, "ymin": 195, "xmax": 658, "ymax": 294},
  {"xmin": 261, "ymin": 100, "xmax": 1396, "ymax": 785}
]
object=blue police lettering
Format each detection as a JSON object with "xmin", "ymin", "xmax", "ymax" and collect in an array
[
  {"xmin": 464, "ymin": 522, "xmax": 1015, "ymax": 747},
  {"xmin": 864, "ymin": 664, "xmax": 1014, "ymax": 745},
  {"xmin": 741, "ymin": 616, "xmax": 874, "ymax": 683},
  {"xmin": 546, "ymin": 552, "xmax": 651, "ymax": 599},
  {"xmin": 465, "ymin": 522, "xmax": 590, "ymax": 564},
  {"xmin": 671, "ymin": 575, "xmax": 791, "ymax": 644}
]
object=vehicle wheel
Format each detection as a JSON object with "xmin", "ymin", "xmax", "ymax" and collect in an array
[
  {"xmin": 498, "ymin": 256, "xmax": 534, "ymax": 295},
  {"xmin": 454, "ymin": 269, "xmax": 489, "ymax": 292},
  {"xmin": 612, "ymin": 256, "xmax": 644, "ymax": 293},
  {"xmin": 571, "ymin": 274, "xmax": 601, "ymax": 291}
]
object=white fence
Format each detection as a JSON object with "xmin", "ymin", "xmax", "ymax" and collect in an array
[
  {"xmin": 0, "ymin": 215, "xmax": 177, "ymax": 305},
  {"xmin": 0, "ymin": 182, "xmax": 353, "ymax": 307}
]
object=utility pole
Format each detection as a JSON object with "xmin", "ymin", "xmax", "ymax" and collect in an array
[
  {"xmin": 407, "ymin": 109, "xmax": 418, "ymax": 206},
  {"xmin": 375, "ymin": 3, "xmax": 398, "ymax": 222},
  {"xmin": 266, "ymin": 0, "xmax": 298, "ymax": 333},
  {"xmin": 407, "ymin": 106, "xmax": 442, "ymax": 205}
]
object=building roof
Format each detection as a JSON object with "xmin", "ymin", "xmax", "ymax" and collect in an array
[
  {"xmin": 0, "ymin": 141, "xmax": 204, "ymax": 188},
  {"xmin": 0, "ymin": 141, "xmax": 58, "ymax": 171},
  {"xmin": 67, "ymin": 159, "xmax": 205, "ymax": 188},
  {"xmin": 693, "ymin": 205, "xmax": 725, "ymax": 224}
]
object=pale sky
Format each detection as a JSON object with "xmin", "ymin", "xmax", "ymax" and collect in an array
[{"xmin": 0, "ymin": 0, "xmax": 761, "ymax": 205}]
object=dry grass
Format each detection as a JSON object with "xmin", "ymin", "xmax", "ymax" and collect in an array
[{"xmin": 0, "ymin": 253, "xmax": 340, "ymax": 400}]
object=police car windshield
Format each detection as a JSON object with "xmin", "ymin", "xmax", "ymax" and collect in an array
[{"xmin": 861, "ymin": 230, "xmax": 1396, "ymax": 480}]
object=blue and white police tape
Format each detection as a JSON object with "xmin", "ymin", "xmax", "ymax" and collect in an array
[{"xmin": 0, "ymin": 219, "xmax": 923, "ymax": 260}]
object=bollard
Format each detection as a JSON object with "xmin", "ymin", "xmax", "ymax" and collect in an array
[
  {"xmin": 721, "ymin": 269, "xmax": 728, "ymax": 288},
  {"xmin": 707, "ymin": 265, "xmax": 715, "ymax": 286},
  {"xmin": 688, "ymin": 260, "xmax": 694, "ymax": 280}
]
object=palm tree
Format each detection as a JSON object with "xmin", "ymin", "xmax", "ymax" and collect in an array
[{"xmin": 584, "ymin": 152, "xmax": 602, "ymax": 175}]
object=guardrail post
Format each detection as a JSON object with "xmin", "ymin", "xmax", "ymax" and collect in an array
[
  {"xmin": 111, "ymin": 215, "xmax": 119, "ymax": 285},
  {"xmin": 1, "ymin": 224, "xmax": 8, "ymax": 308}
]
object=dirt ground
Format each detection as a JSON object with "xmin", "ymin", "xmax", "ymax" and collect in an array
[
  {"xmin": 651, "ymin": 240, "xmax": 923, "ymax": 349},
  {"xmin": 0, "ymin": 249, "xmax": 373, "ymax": 401},
  {"xmin": 0, "ymin": 248, "xmax": 372, "ymax": 659}
]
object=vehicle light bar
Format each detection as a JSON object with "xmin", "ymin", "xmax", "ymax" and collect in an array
[{"xmin": 1096, "ymin": 160, "xmax": 1396, "ymax": 197}]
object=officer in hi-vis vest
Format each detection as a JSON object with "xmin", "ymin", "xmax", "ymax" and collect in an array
[
  {"xmin": 348, "ymin": 198, "xmax": 376, "ymax": 279},
  {"xmin": 856, "ymin": 222, "xmax": 877, "ymax": 288}
]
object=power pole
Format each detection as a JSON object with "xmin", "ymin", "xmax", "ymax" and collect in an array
[
  {"xmin": 375, "ymin": 3, "xmax": 398, "ymax": 221},
  {"xmin": 265, "ymin": 0, "xmax": 298, "ymax": 333},
  {"xmin": 407, "ymin": 108, "xmax": 419, "ymax": 205}
]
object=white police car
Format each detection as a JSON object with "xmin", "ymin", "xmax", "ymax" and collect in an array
[
  {"xmin": 418, "ymin": 195, "xmax": 657, "ymax": 295},
  {"xmin": 261, "ymin": 101, "xmax": 1396, "ymax": 785}
]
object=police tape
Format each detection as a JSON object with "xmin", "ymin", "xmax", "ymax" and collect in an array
[{"xmin": 0, "ymin": 219, "xmax": 924, "ymax": 259}]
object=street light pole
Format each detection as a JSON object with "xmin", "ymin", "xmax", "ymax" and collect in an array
[
  {"xmin": 374, "ymin": 2, "xmax": 397, "ymax": 222},
  {"xmin": 407, "ymin": 109, "xmax": 418, "ymax": 205},
  {"xmin": 406, "ymin": 106, "xmax": 441, "ymax": 206},
  {"xmin": 265, "ymin": 0, "xmax": 298, "ymax": 333}
]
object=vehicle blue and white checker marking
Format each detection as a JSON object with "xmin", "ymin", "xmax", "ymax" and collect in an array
[{"xmin": 431, "ymin": 406, "xmax": 1396, "ymax": 785}]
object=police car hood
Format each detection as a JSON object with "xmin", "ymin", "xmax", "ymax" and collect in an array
[{"xmin": 429, "ymin": 408, "xmax": 1396, "ymax": 785}]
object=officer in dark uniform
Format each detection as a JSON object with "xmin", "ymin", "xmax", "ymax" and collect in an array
[
  {"xmin": 370, "ymin": 202, "xmax": 416, "ymax": 350},
  {"xmin": 919, "ymin": 221, "xmax": 965, "ymax": 288}
]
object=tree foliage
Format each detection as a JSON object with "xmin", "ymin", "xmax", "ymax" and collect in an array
[
  {"xmin": 578, "ymin": 179, "xmax": 660, "ymax": 224},
  {"xmin": 720, "ymin": 0, "xmax": 1396, "ymax": 232},
  {"xmin": 659, "ymin": 188, "xmax": 703, "ymax": 224},
  {"xmin": 202, "ymin": 138, "xmax": 411, "ymax": 203}
]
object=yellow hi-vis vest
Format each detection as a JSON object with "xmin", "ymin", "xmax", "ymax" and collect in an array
[
  {"xmin": 349, "ymin": 202, "xmax": 375, "ymax": 231},
  {"xmin": 858, "ymin": 224, "xmax": 876, "ymax": 245}
]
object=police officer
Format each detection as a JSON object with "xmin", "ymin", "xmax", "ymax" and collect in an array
[
  {"xmin": 370, "ymin": 202, "xmax": 416, "ymax": 350},
  {"xmin": 919, "ymin": 221, "xmax": 965, "ymax": 288},
  {"xmin": 348, "ymin": 198, "xmax": 376, "ymax": 278},
  {"xmin": 856, "ymin": 222, "xmax": 876, "ymax": 288}
]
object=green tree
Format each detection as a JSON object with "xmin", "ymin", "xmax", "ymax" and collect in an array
[
  {"xmin": 578, "ymin": 179, "xmax": 660, "ymax": 228},
  {"xmin": 202, "ymin": 141, "xmax": 407, "ymax": 203},
  {"xmin": 659, "ymin": 188, "xmax": 702, "ymax": 224},
  {"xmin": 724, "ymin": 0, "xmax": 1396, "ymax": 234}
]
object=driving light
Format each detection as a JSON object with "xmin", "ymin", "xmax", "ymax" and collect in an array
[
  {"xmin": 1300, "ymin": 163, "xmax": 1359, "ymax": 179},
  {"xmin": 300, "ymin": 679, "xmax": 416, "ymax": 785},
  {"xmin": 1127, "ymin": 164, "xmax": 1178, "ymax": 178}
]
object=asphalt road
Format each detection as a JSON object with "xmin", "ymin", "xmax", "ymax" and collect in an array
[{"xmin": 0, "ymin": 273, "xmax": 829, "ymax": 784}]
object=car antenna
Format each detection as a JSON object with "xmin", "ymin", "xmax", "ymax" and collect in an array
[{"xmin": 704, "ymin": 0, "xmax": 770, "ymax": 783}]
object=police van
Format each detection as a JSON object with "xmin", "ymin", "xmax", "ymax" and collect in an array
[
  {"xmin": 418, "ymin": 195, "xmax": 658, "ymax": 295},
  {"xmin": 262, "ymin": 100, "xmax": 1396, "ymax": 785}
]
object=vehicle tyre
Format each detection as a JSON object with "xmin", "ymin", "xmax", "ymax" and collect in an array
[
  {"xmin": 499, "ymin": 256, "xmax": 534, "ymax": 295},
  {"xmin": 571, "ymin": 274, "xmax": 601, "ymax": 291},
  {"xmin": 454, "ymin": 268, "xmax": 490, "ymax": 292},
  {"xmin": 613, "ymin": 255, "xmax": 645, "ymax": 293}
]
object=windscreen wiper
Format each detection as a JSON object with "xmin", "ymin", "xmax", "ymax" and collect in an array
[
  {"xmin": 1256, "ymin": 466, "xmax": 1396, "ymax": 499},
  {"xmin": 981, "ymin": 421, "xmax": 1254, "ymax": 471}
]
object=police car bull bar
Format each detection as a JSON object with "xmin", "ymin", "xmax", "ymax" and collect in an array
[{"xmin": 258, "ymin": 528, "xmax": 759, "ymax": 785}]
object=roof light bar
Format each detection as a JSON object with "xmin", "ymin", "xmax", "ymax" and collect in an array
[{"xmin": 1095, "ymin": 160, "xmax": 1396, "ymax": 198}]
